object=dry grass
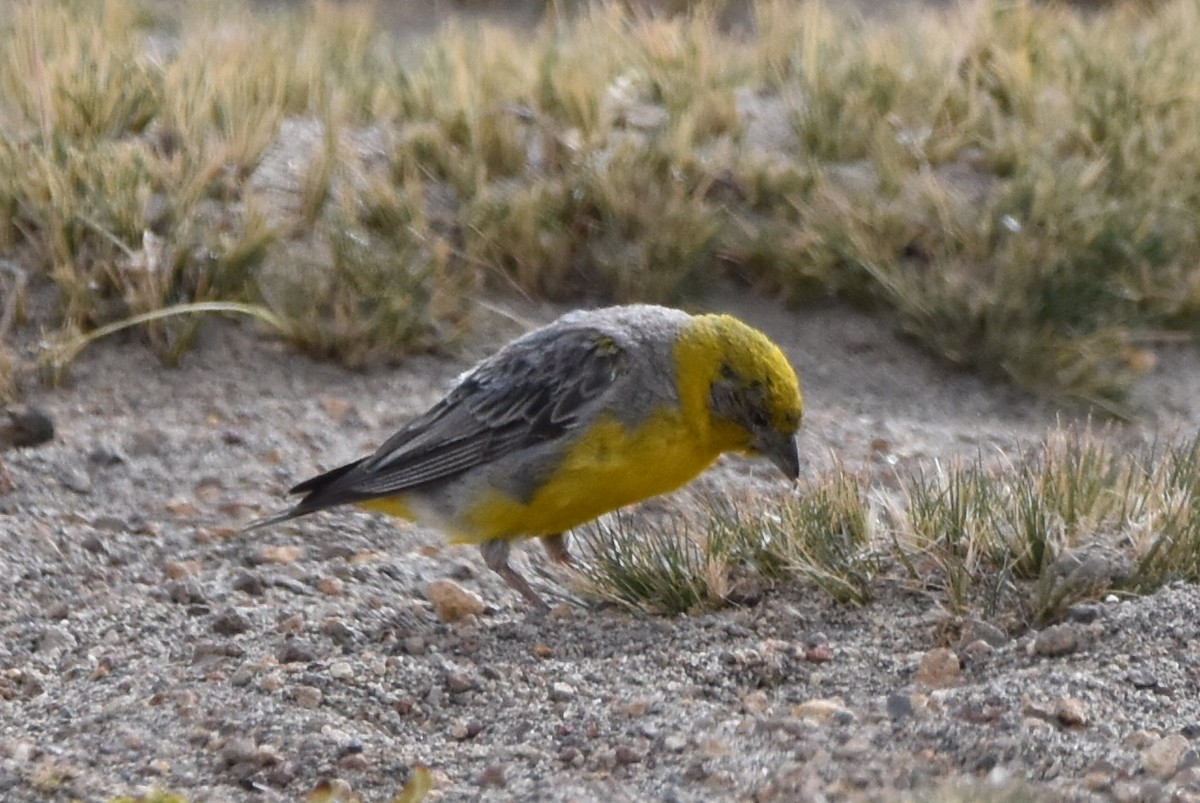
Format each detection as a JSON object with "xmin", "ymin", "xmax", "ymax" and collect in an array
[
  {"xmin": 579, "ymin": 429, "xmax": 1200, "ymax": 629},
  {"xmin": 0, "ymin": 0, "xmax": 1198, "ymax": 405}
]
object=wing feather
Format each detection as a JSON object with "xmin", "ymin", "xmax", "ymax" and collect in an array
[{"xmin": 291, "ymin": 326, "xmax": 628, "ymax": 509}]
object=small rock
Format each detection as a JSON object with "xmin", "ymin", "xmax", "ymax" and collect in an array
[
  {"xmin": 35, "ymin": 625, "xmax": 76, "ymax": 654},
  {"xmin": 445, "ymin": 670, "xmax": 478, "ymax": 694},
  {"xmin": 449, "ymin": 719, "xmax": 483, "ymax": 740},
  {"xmin": 166, "ymin": 580, "xmax": 206, "ymax": 606},
  {"xmin": 959, "ymin": 619, "xmax": 1009, "ymax": 649},
  {"xmin": 664, "ymin": 733, "xmax": 688, "ymax": 752},
  {"xmin": 961, "ymin": 640, "xmax": 994, "ymax": 665},
  {"xmin": 425, "ymin": 580, "xmax": 485, "ymax": 623},
  {"xmin": 88, "ymin": 445, "xmax": 126, "ymax": 466},
  {"xmin": 276, "ymin": 640, "xmax": 317, "ymax": 664},
  {"xmin": 277, "ymin": 613, "xmax": 304, "ymax": 634},
  {"xmin": 212, "ymin": 609, "xmax": 252, "ymax": 636},
  {"xmin": 961, "ymin": 697, "xmax": 1006, "ymax": 725},
  {"xmin": 260, "ymin": 544, "xmax": 303, "ymax": 564},
  {"xmin": 805, "ymin": 643, "xmax": 832, "ymax": 663},
  {"xmin": 1127, "ymin": 669, "xmax": 1159, "ymax": 690},
  {"xmin": 549, "ymin": 682, "xmax": 575, "ymax": 702},
  {"xmin": 165, "ymin": 560, "xmax": 201, "ymax": 580},
  {"xmin": 1, "ymin": 407, "xmax": 54, "ymax": 448},
  {"xmin": 44, "ymin": 602, "xmax": 69, "ymax": 621},
  {"xmin": 476, "ymin": 764, "xmax": 506, "ymax": 787},
  {"xmin": 1055, "ymin": 697, "xmax": 1089, "ymax": 728},
  {"xmin": 915, "ymin": 648, "xmax": 960, "ymax": 688},
  {"xmin": 324, "ymin": 620, "xmax": 360, "ymax": 646},
  {"xmin": 191, "ymin": 641, "xmax": 244, "ymax": 663},
  {"xmin": 742, "ymin": 690, "xmax": 770, "ymax": 715},
  {"xmin": 221, "ymin": 737, "xmax": 259, "ymax": 767},
  {"xmin": 1143, "ymin": 733, "xmax": 1189, "ymax": 779},
  {"xmin": 1032, "ymin": 623, "xmax": 1082, "ymax": 657},
  {"xmin": 886, "ymin": 694, "xmax": 916, "ymax": 722},
  {"xmin": 81, "ymin": 534, "xmax": 107, "ymax": 555},
  {"xmin": 1066, "ymin": 603, "xmax": 1104, "ymax": 623},
  {"xmin": 615, "ymin": 745, "xmax": 642, "ymax": 765},
  {"xmin": 558, "ymin": 746, "xmax": 580, "ymax": 764},
  {"xmin": 291, "ymin": 685, "xmax": 323, "ymax": 708},
  {"xmin": 329, "ymin": 661, "xmax": 353, "ymax": 680},
  {"xmin": 231, "ymin": 572, "xmax": 265, "ymax": 596},
  {"xmin": 792, "ymin": 698, "xmax": 853, "ymax": 724},
  {"xmin": 58, "ymin": 466, "xmax": 92, "ymax": 495},
  {"xmin": 230, "ymin": 664, "xmax": 256, "ymax": 687}
]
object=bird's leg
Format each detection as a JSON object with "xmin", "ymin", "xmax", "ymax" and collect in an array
[
  {"xmin": 539, "ymin": 532, "xmax": 573, "ymax": 566},
  {"xmin": 480, "ymin": 539, "xmax": 550, "ymax": 611}
]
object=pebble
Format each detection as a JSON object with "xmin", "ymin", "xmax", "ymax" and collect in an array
[
  {"xmin": 549, "ymin": 682, "xmax": 575, "ymax": 702},
  {"xmin": 35, "ymin": 625, "xmax": 76, "ymax": 654},
  {"xmin": 324, "ymin": 620, "xmax": 360, "ymax": 646},
  {"xmin": 220, "ymin": 737, "xmax": 259, "ymax": 767},
  {"xmin": 260, "ymin": 544, "xmax": 304, "ymax": 564},
  {"xmin": 915, "ymin": 648, "xmax": 960, "ymax": 688},
  {"xmin": 329, "ymin": 661, "xmax": 353, "ymax": 680},
  {"xmin": 449, "ymin": 719, "xmax": 483, "ymax": 740},
  {"xmin": 1127, "ymin": 669, "xmax": 1159, "ymax": 690},
  {"xmin": 615, "ymin": 745, "xmax": 642, "ymax": 765},
  {"xmin": 444, "ymin": 670, "xmax": 479, "ymax": 693},
  {"xmin": 425, "ymin": 580, "xmax": 485, "ymax": 622},
  {"xmin": 792, "ymin": 699, "xmax": 853, "ymax": 724},
  {"xmin": 1032, "ymin": 623, "xmax": 1083, "ymax": 657},
  {"xmin": 212, "ymin": 609, "xmax": 252, "ymax": 636},
  {"xmin": 664, "ymin": 733, "xmax": 688, "ymax": 752},
  {"xmin": 291, "ymin": 685, "xmax": 323, "ymax": 708},
  {"xmin": 58, "ymin": 466, "xmax": 92, "ymax": 494},
  {"xmin": 166, "ymin": 580, "xmax": 206, "ymax": 606},
  {"xmin": 230, "ymin": 664, "xmax": 256, "ymax": 687},
  {"xmin": 959, "ymin": 619, "xmax": 1009, "ymax": 649},
  {"xmin": 276, "ymin": 640, "xmax": 317, "ymax": 664},
  {"xmin": 1055, "ymin": 697, "xmax": 1089, "ymax": 728},
  {"xmin": 231, "ymin": 572, "xmax": 265, "ymax": 596},
  {"xmin": 886, "ymin": 694, "xmax": 916, "ymax": 722},
  {"xmin": 476, "ymin": 764, "xmax": 506, "ymax": 787},
  {"xmin": 1143, "ymin": 733, "xmax": 1190, "ymax": 779}
]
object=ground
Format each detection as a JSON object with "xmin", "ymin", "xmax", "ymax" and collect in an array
[{"xmin": 2, "ymin": 289, "xmax": 1200, "ymax": 802}]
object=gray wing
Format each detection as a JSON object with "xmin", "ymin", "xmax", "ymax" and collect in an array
[{"xmin": 284, "ymin": 326, "xmax": 628, "ymax": 510}]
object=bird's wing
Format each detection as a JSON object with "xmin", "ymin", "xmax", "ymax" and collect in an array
[{"xmin": 293, "ymin": 326, "xmax": 629, "ymax": 500}]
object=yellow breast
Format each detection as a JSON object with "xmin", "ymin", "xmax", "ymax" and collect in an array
[{"xmin": 455, "ymin": 407, "xmax": 742, "ymax": 543}]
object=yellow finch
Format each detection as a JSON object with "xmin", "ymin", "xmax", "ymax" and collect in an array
[{"xmin": 252, "ymin": 305, "xmax": 803, "ymax": 609}]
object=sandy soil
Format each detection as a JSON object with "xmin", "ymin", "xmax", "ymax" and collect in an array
[{"xmin": 2, "ymin": 288, "xmax": 1200, "ymax": 802}]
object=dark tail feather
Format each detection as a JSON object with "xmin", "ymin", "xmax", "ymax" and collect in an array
[{"xmin": 244, "ymin": 457, "xmax": 369, "ymax": 532}]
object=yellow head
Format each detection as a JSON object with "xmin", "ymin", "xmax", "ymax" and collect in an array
[{"xmin": 682, "ymin": 314, "xmax": 804, "ymax": 478}]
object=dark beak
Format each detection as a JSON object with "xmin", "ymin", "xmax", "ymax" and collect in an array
[{"xmin": 755, "ymin": 429, "xmax": 800, "ymax": 480}]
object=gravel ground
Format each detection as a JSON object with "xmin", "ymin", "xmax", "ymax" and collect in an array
[{"xmin": 3, "ymin": 294, "xmax": 1200, "ymax": 802}]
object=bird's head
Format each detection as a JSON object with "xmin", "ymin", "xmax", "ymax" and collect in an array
[{"xmin": 699, "ymin": 315, "xmax": 804, "ymax": 480}]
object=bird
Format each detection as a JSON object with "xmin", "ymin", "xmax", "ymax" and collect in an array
[{"xmin": 249, "ymin": 304, "xmax": 803, "ymax": 610}]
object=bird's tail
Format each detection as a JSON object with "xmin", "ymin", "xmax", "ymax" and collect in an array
[
  {"xmin": 242, "ymin": 506, "xmax": 304, "ymax": 533},
  {"xmin": 243, "ymin": 457, "xmax": 370, "ymax": 533}
]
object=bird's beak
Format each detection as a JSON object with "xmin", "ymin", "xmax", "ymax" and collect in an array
[{"xmin": 755, "ymin": 429, "xmax": 800, "ymax": 481}]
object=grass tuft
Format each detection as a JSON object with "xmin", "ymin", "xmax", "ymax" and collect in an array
[
  {"xmin": 2, "ymin": 0, "xmax": 1200, "ymax": 402},
  {"xmin": 579, "ymin": 430, "xmax": 1200, "ymax": 629}
]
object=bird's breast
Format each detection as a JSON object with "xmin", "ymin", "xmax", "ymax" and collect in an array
[{"xmin": 453, "ymin": 406, "xmax": 731, "ymax": 542}]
